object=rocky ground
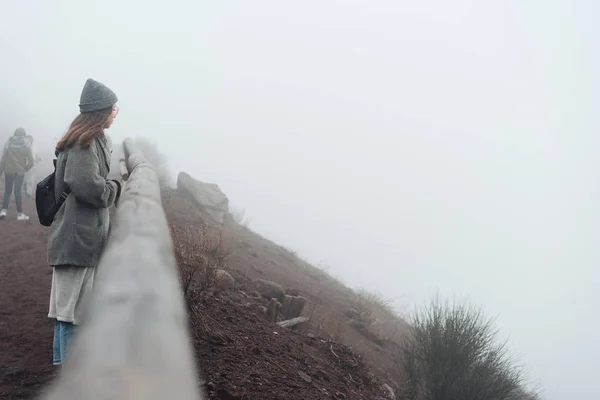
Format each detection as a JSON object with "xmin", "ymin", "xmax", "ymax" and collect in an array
[
  {"xmin": 0, "ymin": 180, "xmax": 404, "ymax": 399},
  {"xmin": 189, "ymin": 290, "xmax": 387, "ymax": 399}
]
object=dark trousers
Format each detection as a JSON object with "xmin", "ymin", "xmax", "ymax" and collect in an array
[{"xmin": 3, "ymin": 173, "xmax": 24, "ymax": 213}]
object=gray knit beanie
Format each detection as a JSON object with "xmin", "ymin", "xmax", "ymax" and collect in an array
[
  {"xmin": 14, "ymin": 127, "xmax": 26, "ymax": 137},
  {"xmin": 79, "ymin": 78, "xmax": 118, "ymax": 113}
]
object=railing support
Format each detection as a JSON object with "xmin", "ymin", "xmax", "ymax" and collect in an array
[{"xmin": 40, "ymin": 137, "xmax": 202, "ymax": 400}]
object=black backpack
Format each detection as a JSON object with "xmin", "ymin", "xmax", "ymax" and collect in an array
[{"xmin": 36, "ymin": 158, "xmax": 70, "ymax": 227}]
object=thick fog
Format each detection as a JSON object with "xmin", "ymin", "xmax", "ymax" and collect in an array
[{"xmin": 1, "ymin": 1, "xmax": 598, "ymax": 398}]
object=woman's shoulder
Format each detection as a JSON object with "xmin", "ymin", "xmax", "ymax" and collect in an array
[
  {"xmin": 63, "ymin": 140, "xmax": 100, "ymax": 154},
  {"xmin": 60, "ymin": 137, "xmax": 111, "ymax": 164}
]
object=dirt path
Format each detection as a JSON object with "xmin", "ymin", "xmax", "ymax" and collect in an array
[{"xmin": 0, "ymin": 193, "xmax": 55, "ymax": 399}]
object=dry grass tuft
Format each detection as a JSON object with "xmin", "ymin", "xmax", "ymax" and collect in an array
[{"xmin": 170, "ymin": 220, "xmax": 233, "ymax": 324}]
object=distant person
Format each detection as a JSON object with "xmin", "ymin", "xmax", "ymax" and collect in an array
[
  {"xmin": 0, "ymin": 128, "xmax": 35, "ymax": 220},
  {"xmin": 23, "ymin": 135, "xmax": 41, "ymax": 198},
  {"xmin": 47, "ymin": 78, "xmax": 122, "ymax": 367}
]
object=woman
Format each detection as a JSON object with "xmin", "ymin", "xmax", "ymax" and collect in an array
[
  {"xmin": 47, "ymin": 78, "xmax": 122, "ymax": 366},
  {"xmin": 0, "ymin": 127, "xmax": 34, "ymax": 220}
]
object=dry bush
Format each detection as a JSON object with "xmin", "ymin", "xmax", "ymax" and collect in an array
[
  {"xmin": 170, "ymin": 220, "xmax": 235, "ymax": 343},
  {"xmin": 170, "ymin": 220, "xmax": 231, "ymax": 307},
  {"xmin": 402, "ymin": 297, "xmax": 527, "ymax": 400},
  {"xmin": 350, "ymin": 289, "xmax": 395, "ymax": 326},
  {"xmin": 303, "ymin": 287, "xmax": 401, "ymax": 345},
  {"xmin": 358, "ymin": 289, "xmax": 395, "ymax": 314},
  {"xmin": 347, "ymin": 289, "xmax": 410, "ymax": 347}
]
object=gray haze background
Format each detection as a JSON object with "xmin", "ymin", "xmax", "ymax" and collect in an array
[{"xmin": 1, "ymin": 1, "xmax": 598, "ymax": 398}]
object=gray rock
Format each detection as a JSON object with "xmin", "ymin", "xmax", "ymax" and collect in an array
[
  {"xmin": 267, "ymin": 298, "xmax": 281, "ymax": 323},
  {"xmin": 248, "ymin": 291, "xmax": 262, "ymax": 299},
  {"xmin": 298, "ymin": 371, "xmax": 312, "ymax": 383},
  {"xmin": 215, "ymin": 270, "xmax": 234, "ymax": 289},
  {"xmin": 282, "ymin": 295, "xmax": 307, "ymax": 319},
  {"xmin": 277, "ymin": 316, "xmax": 309, "ymax": 329},
  {"xmin": 252, "ymin": 279, "xmax": 285, "ymax": 301},
  {"xmin": 177, "ymin": 172, "xmax": 229, "ymax": 224},
  {"xmin": 382, "ymin": 383, "xmax": 395, "ymax": 400}
]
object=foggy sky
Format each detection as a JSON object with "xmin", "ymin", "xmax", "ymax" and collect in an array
[{"xmin": 1, "ymin": 1, "xmax": 598, "ymax": 399}]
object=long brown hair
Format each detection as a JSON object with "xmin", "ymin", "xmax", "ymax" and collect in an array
[{"xmin": 56, "ymin": 107, "xmax": 112, "ymax": 151}]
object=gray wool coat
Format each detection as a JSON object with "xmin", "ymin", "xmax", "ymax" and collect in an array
[{"xmin": 47, "ymin": 136, "xmax": 121, "ymax": 268}]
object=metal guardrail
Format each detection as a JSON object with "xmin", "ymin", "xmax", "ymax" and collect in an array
[{"xmin": 40, "ymin": 137, "xmax": 202, "ymax": 400}]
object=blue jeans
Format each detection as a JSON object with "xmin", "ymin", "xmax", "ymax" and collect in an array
[
  {"xmin": 2, "ymin": 173, "xmax": 24, "ymax": 213},
  {"xmin": 53, "ymin": 320, "xmax": 76, "ymax": 366}
]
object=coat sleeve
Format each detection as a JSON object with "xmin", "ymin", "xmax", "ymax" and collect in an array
[{"xmin": 63, "ymin": 145, "xmax": 119, "ymax": 208}]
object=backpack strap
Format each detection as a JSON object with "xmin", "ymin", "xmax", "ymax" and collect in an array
[{"xmin": 53, "ymin": 152, "xmax": 71, "ymax": 200}]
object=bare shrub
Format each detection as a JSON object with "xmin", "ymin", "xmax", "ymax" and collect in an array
[
  {"xmin": 170, "ymin": 220, "xmax": 231, "ymax": 307},
  {"xmin": 170, "ymin": 220, "xmax": 235, "ymax": 344},
  {"xmin": 352, "ymin": 289, "xmax": 394, "ymax": 326},
  {"xmin": 402, "ymin": 297, "xmax": 526, "ymax": 400}
]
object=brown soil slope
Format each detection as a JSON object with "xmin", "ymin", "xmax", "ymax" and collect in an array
[
  {"xmin": 165, "ymin": 187, "xmax": 408, "ymax": 396},
  {"xmin": 0, "ymin": 183, "xmax": 405, "ymax": 399}
]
